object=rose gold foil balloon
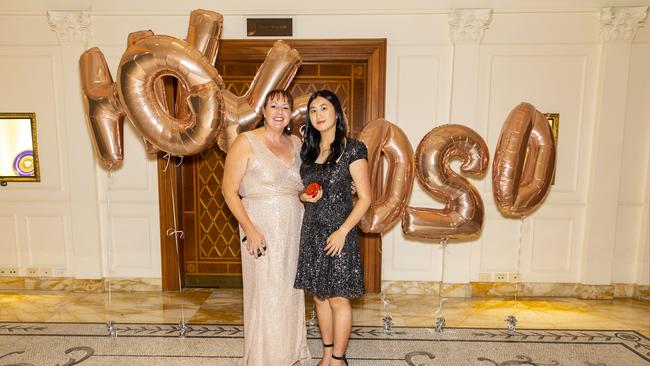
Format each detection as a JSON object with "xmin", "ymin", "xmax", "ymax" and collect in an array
[
  {"xmin": 402, "ymin": 124, "xmax": 489, "ymax": 240},
  {"xmin": 79, "ymin": 47, "xmax": 125, "ymax": 170},
  {"xmin": 81, "ymin": 10, "xmax": 300, "ymax": 161},
  {"xmin": 290, "ymin": 93, "xmax": 310, "ymax": 138},
  {"xmin": 127, "ymin": 30, "xmax": 154, "ymax": 45},
  {"xmin": 125, "ymin": 30, "xmax": 161, "ymax": 154},
  {"xmin": 185, "ymin": 9, "xmax": 223, "ymax": 65},
  {"xmin": 492, "ymin": 102, "xmax": 556, "ymax": 217},
  {"xmin": 128, "ymin": 32, "xmax": 169, "ymax": 120},
  {"xmin": 116, "ymin": 35, "xmax": 225, "ymax": 156},
  {"xmin": 126, "ymin": 10, "xmax": 224, "ymax": 154},
  {"xmin": 217, "ymin": 40, "xmax": 302, "ymax": 152},
  {"xmin": 174, "ymin": 9, "xmax": 223, "ymax": 121},
  {"xmin": 358, "ymin": 119, "xmax": 415, "ymax": 233},
  {"xmin": 127, "ymin": 32, "xmax": 166, "ymax": 121}
]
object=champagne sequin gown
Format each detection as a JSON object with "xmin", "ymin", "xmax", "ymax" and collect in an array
[{"xmin": 236, "ymin": 132, "xmax": 310, "ymax": 366}]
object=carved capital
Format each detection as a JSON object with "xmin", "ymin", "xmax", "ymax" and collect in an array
[
  {"xmin": 600, "ymin": 7, "xmax": 648, "ymax": 42},
  {"xmin": 449, "ymin": 9, "xmax": 493, "ymax": 44},
  {"xmin": 47, "ymin": 11, "xmax": 91, "ymax": 45}
]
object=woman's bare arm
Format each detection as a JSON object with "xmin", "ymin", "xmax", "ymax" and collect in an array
[
  {"xmin": 324, "ymin": 159, "xmax": 371, "ymax": 256},
  {"xmin": 222, "ymin": 134, "xmax": 266, "ymax": 256}
]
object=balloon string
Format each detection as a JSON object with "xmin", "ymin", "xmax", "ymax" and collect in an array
[
  {"xmin": 162, "ymin": 153, "xmax": 183, "ymax": 171},
  {"xmin": 381, "ymin": 290, "xmax": 390, "ymax": 318},
  {"xmin": 166, "ymin": 228, "xmax": 185, "ymax": 239},
  {"xmin": 435, "ymin": 237, "xmax": 448, "ymax": 317},
  {"xmin": 106, "ymin": 169, "xmax": 113, "ymax": 318},
  {"xmin": 167, "ymin": 155, "xmax": 185, "ymax": 325},
  {"xmin": 514, "ymin": 217, "xmax": 526, "ymax": 308},
  {"xmin": 381, "ymin": 291, "xmax": 392, "ymax": 333},
  {"xmin": 163, "ymin": 153, "xmax": 171, "ymax": 172}
]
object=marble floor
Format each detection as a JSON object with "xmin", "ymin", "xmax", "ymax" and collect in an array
[{"xmin": 0, "ymin": 289, "xmax": 648, "ymax": 337}]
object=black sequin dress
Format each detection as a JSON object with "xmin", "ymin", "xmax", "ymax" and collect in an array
[{"xmin": 294, "ymin": 139, "xmax": 368, "ymax": 298}]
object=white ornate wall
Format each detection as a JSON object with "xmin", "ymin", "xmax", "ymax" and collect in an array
[{"xmin": 0, "ymin": 0, "xmax": 647, "ymax": 292}]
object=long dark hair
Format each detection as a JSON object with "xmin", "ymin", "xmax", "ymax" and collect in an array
[
  {"xmin": 255, "ymin": 89, "xmax": 294, "ymax": 135},
  {"xmin": 300, "ymin": 90, "xmax": 347, "ymax": 164}
]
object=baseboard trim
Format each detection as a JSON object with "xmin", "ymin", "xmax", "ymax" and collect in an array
[
  {"xmin": 1, "ymin": 277, "xmax": 647, "ymax": 299},
  {"xmin": 381, "ymin": 280, "xmax": 649, "ymax": 300},
  {"xmin": 0, "ymin": 277, "xmax": 162, "ymax": 292}
]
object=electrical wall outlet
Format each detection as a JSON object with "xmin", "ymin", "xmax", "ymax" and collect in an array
[
  {"xmin": 509, "ymin": 272, "xmax": 520, "ymax": 282},
  {"xmin": 1, "ymin": 267, "xmax": 66, "ymax": 277},
  {"xmin": 478, "ymin": 272, "xmax": 492, "ymax": 281},
  {"xmin": 494, "ymin": 273, "xmax": 508, "ymax": 282},
  {"xmin": 0, "ymin": 267, "xmax": 18, "ymax": 276}
]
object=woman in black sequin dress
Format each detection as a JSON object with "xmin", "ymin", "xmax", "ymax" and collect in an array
[{"xmin": 294, "ymin": 90, "xmax": 371, "ymax": 366}]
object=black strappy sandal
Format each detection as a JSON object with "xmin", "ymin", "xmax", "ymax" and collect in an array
[{"xmin": 332, "ymin": 353, "xmax": 348, "ymax": 365}]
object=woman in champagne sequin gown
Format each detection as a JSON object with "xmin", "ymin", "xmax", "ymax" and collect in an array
[{"xmin": 222, "ymin": 90, "xmax": 310, "ymax": 365}]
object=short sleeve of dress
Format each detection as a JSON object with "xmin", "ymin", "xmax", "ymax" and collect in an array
[{"xmin": 348, "ymin": 139, "xmax": 368, "ymax": 163}]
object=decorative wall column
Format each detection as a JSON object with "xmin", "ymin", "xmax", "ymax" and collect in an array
[
  {"xmin": 636, "ymin": 154, "xmax": 650, "ymax": 292},
  {"xmin": 581, "ymin": 7, "xmax": 648, "ymax": 288},
  {"xmin": 449, "ymin": 8, "xmax": 492, "ymax": 126},
  {"xmin": 48, "ymin": 11, "xmax": 103, "ymax": 280},
  {"xmin": 445, "ymin": 9, "xmax": 492, "ymax": 286}
]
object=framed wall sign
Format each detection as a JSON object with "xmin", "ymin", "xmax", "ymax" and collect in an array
[
  {"xmin": 546, "ymin": 113, "xmax": 559, "ymax": 185},
  {"xmin": 0, "ymin": 113, "xmax": 40, "ymax": 182}
]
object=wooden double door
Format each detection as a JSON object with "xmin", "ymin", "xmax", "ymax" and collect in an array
[{"xmin": 158, "ymin": 39, "xmax": 386, "ymax": 292}]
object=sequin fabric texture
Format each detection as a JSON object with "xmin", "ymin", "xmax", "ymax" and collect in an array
[
  {"xmin": 294, "ymin": 139, "xmax": 368, "ymax": 298},
  {"xmin": 237, "ymin": 132, "xmax": 310, "ymax": 366}
]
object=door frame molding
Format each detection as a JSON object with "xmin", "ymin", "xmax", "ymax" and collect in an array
[{"xmin": 159, "ymin": 39, "xmax": 386, "ymax": 291}]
